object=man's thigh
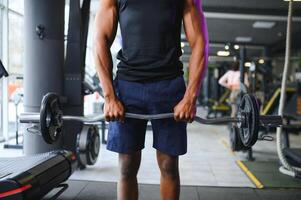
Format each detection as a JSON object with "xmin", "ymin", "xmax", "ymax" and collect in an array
[
  {"xmin": 147, "ymin": 76, "xmax": 187, "ymax": 156},
  {"xmin": 107, "ymin": 79, "xmax": 148, "ymax": 154}
]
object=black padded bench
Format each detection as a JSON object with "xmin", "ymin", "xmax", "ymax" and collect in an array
[{"xmin": 0, "ymin": 151, "xmax": 76, "ymax": 200}]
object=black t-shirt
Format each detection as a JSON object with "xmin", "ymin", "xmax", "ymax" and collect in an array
[{"xmin": 116, "ymin": 0, "xmax": 184, "ymax": 82}]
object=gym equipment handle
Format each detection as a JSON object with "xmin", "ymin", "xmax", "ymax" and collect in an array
[
  {"xmin": 259, "ymin": 115, "xmax": 283, "ymax": 127},
  {"xmin": 19, "ymin": 113, "xmax": 40, "ymax": 123}
]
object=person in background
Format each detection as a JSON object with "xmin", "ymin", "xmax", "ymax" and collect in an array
[{"xmin": 218, "ymin": 62, "xmax": 249, "ymax": 117}]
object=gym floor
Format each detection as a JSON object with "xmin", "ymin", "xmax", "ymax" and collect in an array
[
  {"xmin": 44, "ymin": 180, "xmax": 301, "ymax": 200},
  {"xmin": 70, "ymin": 120, "xmax": 253, "ymax": 187},
  {"xmin": 2, "ymin": 108, "xmax": 301, "ymax": 199}
]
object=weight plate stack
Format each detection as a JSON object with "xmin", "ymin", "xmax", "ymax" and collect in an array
[{"xmin": 77, "ymin": 125, "xmax": 101, "ymax": 169}]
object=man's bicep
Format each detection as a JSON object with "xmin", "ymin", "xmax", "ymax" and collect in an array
[{"xmin": 95, "ymin": 0, "xmax": 118, "ymax": 45}]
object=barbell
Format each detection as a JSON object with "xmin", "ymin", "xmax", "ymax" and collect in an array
[{"xmin": 19, "ymin": 93, "xmax": 283, "ymax": 148}]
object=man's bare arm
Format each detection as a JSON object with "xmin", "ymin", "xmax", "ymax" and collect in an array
[
  {"xmin": 183, "ymin": 0, "xmax": 208, "ymax": 102},
  {"xmin": 94, "ymin": 0, "xmax": 124, "ymax": 121},
  {"xmin": 94, "ymin": 0, "xmax": 118, "ymax": 100},
  {"xmin": 174, "ymin": 0, "xmax": 208, "ymax": 122}
]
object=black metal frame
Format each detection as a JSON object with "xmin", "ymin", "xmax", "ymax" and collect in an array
[{"xmin": 0, "ymin": 59, "xmax": 9, "ymax": 78}]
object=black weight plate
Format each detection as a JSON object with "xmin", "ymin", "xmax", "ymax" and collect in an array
[
  {"xmin": 230, "ymin": 125, "xmax": 249, "ymax": 151},
  {"xmin": 77, "ymin": 125, "xmax": 100, "ymax": 168},
  {"xmin": 86, "ymin": 126, "xmax": 100, "ymax": 165},
  {"xmin": 248, "ymin": 95, "xmax": 260, "ymax": 146},
  {"xmin": 76, "ymin": 131, "xmax": 87, "ymax": 169},
  {"xmin": 40, "ymin": 93, "xmax": 63, "ymax": 144},
  {"xmin": 238, "ymin": 94, "xmax": 259, "ymax": 147}
]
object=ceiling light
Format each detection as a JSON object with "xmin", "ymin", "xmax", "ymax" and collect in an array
[
  {"xmin": 236, "ymin": 37, "xmax": 252, "ymax": 43},
  {"xmin": 217, "ymin": 51, "xmax": 230, "ymax": 57},
  {"xmin": 181, "ymin": 42, "xmax": 185, "ymax": 48},
  {"xmin": 244, "ymin": 62, "xmax": 252, "ymax": 67},
  {"xmin": 225, "ymin": 45, "xmax": 230, "ymax": 50},
  {"xmin": 234, "ymin": 45, "xmax": 240, "ymax": 50},
  {"xmin": 253, "ymin": 21, "xmax": 276, "ymax": 29},
  {"xmin": 258, "ymin": 59, "xmax": 265, "ymax": 64},
  {"xmin": 181, "ymin": 49, "xmax": 185, "ymax": 54}
]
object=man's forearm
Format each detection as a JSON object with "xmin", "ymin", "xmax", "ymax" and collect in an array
[
  {"xmin": 94, "ymin": 0, "xmax": 118, "ymax": 102},
  {"xmin": 185, "ymin": 9, "xmax": 209, "ymax": 103},
  {"xmin": 185, "ymin": 45, "xmax": 206, "ymax": 102},
  {"xmin": 94, "ymin": 40, "xmax": 116, "ymax": 101}
]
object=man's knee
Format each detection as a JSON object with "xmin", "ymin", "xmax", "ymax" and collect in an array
[
  {"xmin": 158, "ymin": 153, "xmax": 179, "ymax": 179},
  {"xmin": 160, "ymin": 160, "xmax": 179, "ymax": 178},
  {"xmin": 119, "ymin": 153, "xmax": 141, "ymax": 180}
]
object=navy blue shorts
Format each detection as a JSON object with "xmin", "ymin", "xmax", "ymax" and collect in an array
[{"xmin": 107, "ymin": 76, "xmax": 187, "ymax": 156}]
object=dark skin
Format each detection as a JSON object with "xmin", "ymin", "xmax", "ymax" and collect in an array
[
  {"xmin": 175, "ymin": 0, "xmax": 208, "ymax": 123},
  {"xmin": 118, "ymin": 151, "xmax": 180, "ymax": 200},
  {"xmin": 94, "ymin": 0, "xmax": 208, "ymax": 199}
]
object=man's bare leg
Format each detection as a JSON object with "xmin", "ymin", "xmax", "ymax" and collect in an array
[
  {"xmin": 157, "ymin": 151, "xmax": 180, "ymax": 200},
  {"xmin": 118, "ymin": 151, "xmax": 141, "ymax": 200}
]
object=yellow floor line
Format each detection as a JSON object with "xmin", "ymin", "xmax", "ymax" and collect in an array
[
  {"xmin": 221, "ymin": 138, "xmax": 236, "ymax": 156},
  {"xmin": 237, "ymin": 160, "xmax": 264, "ymax": 189}
]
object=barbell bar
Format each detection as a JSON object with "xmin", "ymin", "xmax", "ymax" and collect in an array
[
  {"xmin": 19, "ymin": 93, "xmax": 283, "ymax": 146},
  {"xmin": 19, "ymin": 112, "xmax": 238, "ymax": 124},
  {"xmin": 20, "ymin": 111, "xmax": 282, "ymax": 125}
]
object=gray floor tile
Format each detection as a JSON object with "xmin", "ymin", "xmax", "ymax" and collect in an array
[
  {"xmin": 139, "ymin": 184, "xmax": 200, "ymax": 200},
  {"xmin": 256, "ymin": 189, "xmax": 301, "ymax": 200},
  {"xmin": 180, "ymin": 186, "xmax": 199, "ymax": 200},
  {"xmin": 75, "ymin": 181, "xmax": 117, "ymax": 200},
  {"xmin": 139, "ymin": 185, "xmax": 161, "ymax": 200},
  {"xmin": 197, "ymin": 187, "xmax": 259, "ymax": 200}
]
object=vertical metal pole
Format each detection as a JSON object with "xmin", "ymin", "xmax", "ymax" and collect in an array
[
  {"xmin": 15, "ymin": 103, "xmax": 18, "ymax": 144},
  {"xmin": 63, "ymin": 0, "xmax": 84, "ymax": 152},
  {"xmin": 239, "ymin": 46, "xmax": 246, "ymax": 84},
  {"xmin": 23, "ymin": 0, "xmax": 65, "ymax": 154},
  {"xmin": 102, "ymin": 121, "xmax": 106, "ymax": 144},
  {"xmin": 247, "ymin": 149, "xmax": 255, "ymax": 161},
  {"xmin": 263, "ymin": 47, "xmax": 271, "ymax": 100},
  {"xmin": 62, "ymin": 0, "xmax": 91, "ymax": 152}
]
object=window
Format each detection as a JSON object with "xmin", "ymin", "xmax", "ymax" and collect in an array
[
  {"xmin": 8, "ymin": 12, "xmax": 23, "ymax": 74},
  {"xmin": 7, "ymin": 0, "xmax": 24, "ymax": 139},
  {"xmin": 8, "ymin": 0, "xmax": 24, "ymax": 15},
  {"xmin": 0, "ymin": 0, "xmax": 25, "ymax": 142}
]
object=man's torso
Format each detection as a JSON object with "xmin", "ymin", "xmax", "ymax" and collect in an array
[{"xmin": 116, "ymin": 0, "xmax": 184, "ymax": 82}]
